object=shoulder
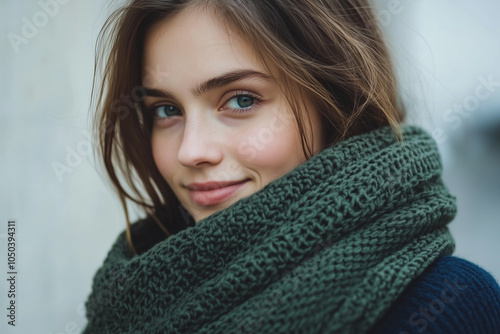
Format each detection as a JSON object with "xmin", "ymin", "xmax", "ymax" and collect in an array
[{"xmin": 370, "ymin": 256, "xmax": 500, "ymax": 334}]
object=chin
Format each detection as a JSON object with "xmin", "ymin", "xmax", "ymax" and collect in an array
[{"xmin": 193, "ymin": 201, "xmax": 239, "ymax": 223}]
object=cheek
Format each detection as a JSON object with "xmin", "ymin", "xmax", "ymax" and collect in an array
[
  {"xmin": 151, "ymin": 133, "xmax": 178, "ymax": 181},
  {"xmin": 236, "ymin": 119, "xmax": 303, "ymax": 173}
]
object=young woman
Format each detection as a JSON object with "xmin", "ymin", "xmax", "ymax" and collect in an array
[{"xmin": 84, "ymin": 0, "xmax": 500, "ymax": 333}]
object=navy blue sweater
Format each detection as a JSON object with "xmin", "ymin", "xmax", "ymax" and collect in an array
[{"xmin": 371, "ymin": 256, "xmax": 500, "ymax": 333}]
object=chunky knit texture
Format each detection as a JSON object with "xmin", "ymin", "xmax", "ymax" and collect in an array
[
  {"xmin": 84, "ymin": 125, "xmax": 457, "ymax": 334},
  {"xmin": 371, "ymin": 256, "xmax": 500, "ymax": 333}
]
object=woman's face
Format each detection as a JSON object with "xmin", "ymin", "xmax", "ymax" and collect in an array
[{"xmin": 142, "ymin": 7, "xmax": 324, "ymax": 223}]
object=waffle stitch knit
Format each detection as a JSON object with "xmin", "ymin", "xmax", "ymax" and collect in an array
[{"xmin": 84, "ymin": 125, "xmax": 457, "ymax": 334}]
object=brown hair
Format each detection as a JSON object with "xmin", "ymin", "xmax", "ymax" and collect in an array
[{"xmin": 92, "ymin": 0, "xmax": 405, "ymax": 253}]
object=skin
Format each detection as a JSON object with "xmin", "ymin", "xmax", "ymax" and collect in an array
[{"xmin": 142, "ymin": 7, "xmax": 324, "ymax": 223}]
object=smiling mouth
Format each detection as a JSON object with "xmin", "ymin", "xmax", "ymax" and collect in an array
[{"xmin": 187, "ymin": 179, "xmax": 250, "ymax": 206}]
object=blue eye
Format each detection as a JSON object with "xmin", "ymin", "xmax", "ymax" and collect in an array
[
  {"xmin": 226, "ymin": 95, "xmax": 256, "ymax": 110},
  {"xmin": 154, "ymin": 105, "xmax": 181, "ymax": 118}
]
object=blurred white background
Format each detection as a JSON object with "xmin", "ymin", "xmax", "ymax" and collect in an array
[{"xmin": 1, "ymin": 1, "xmax": 499, "ymax": 333}]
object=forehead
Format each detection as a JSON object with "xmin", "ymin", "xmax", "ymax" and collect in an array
[{"xmin": 141, "ymin": 7, "xmax": 266, "ymax": 88}]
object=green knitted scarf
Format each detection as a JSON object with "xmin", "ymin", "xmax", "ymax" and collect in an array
[{"xmin": 84, "ymin": 125, "xmax": 456, "ymax": 334}]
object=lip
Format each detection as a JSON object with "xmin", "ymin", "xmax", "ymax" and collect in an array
[{"xmin": 187, "ymin": 179, "xmax": 249, "ymax": 206}]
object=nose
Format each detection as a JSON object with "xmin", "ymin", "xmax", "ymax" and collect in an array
[{"xmin": 177, "ymin": 116, "xmax": 223, "ymax": 167}]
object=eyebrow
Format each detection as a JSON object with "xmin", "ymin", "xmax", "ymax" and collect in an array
[{"xmin": 143, "ymin": 69, "xmax": 272, "ymax": 99}]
